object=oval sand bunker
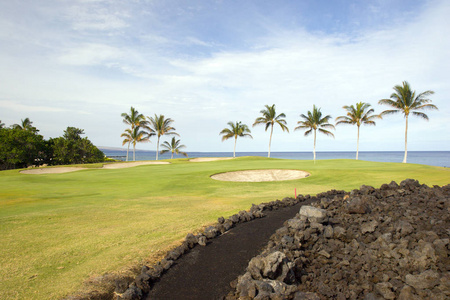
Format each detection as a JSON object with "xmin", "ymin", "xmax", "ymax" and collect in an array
[
  {"xmin": 20, "ymin": 161, "xmax": 169, "ymax": 174},
  {"xmin": 211, "ymin": 169, "xmax": 310, "ymax": 182}
]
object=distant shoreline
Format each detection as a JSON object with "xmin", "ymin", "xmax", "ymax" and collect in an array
[
  {"xmin": 99, "ymin": 148, "xmax": 449, "ymax": 153},
  {"xmin": 100, "ymin": 149, "xmax": 450, "ymax": 168}
]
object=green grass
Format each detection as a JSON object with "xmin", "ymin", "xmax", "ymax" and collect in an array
[{"xmin": 0, "ymin": 157, "xmax": 448, "ymax": 299}]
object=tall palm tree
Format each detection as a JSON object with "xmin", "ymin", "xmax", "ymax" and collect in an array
[
  {"xmin": 13, "ymin": 118, "xmax": 38, "ymax": 132},
  {"xmin": 220, "ymin": 121, "xmax": 253, "ymax": 158},
  {"xmin": 160, "ymin": 137, "xmax": 188, "ymax": 159},
  {"xmin": 146, "ymin": 114, "xmax": 178, "ymax": 160},
  {"xmin": 378, "ymin": 81, "xmax": 437, "ymax": 163},
  {"xmin": 121, "ymin": 127, "xmax": 148, "ymax": 161},
  {"xmin": 253, "ymin": 104, "xmax": 289, "ymax": 157},
  {"xmin": 121, "ymin": 107, "xmax": 147, "ymax": 161},
  {"xmin": 295, "ymin": 105, "xmax": 335, "ymax": 162},
  {"xmin": 335, "ymin": 102, "xmax": 380, "ymax": 160}
]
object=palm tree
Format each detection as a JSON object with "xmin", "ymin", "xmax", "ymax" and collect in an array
[
  {"xmin": 160, "ymin": 137, "xmax": 188, "ymax": 159},
  {"xmin": 121, "ymin": 107, "xmax": 146, "ymax": 130},
  {"xmin": 335, "ymin": 102, "xmax": 380, "ymax": 160},
  {"xmin": 146, "ymin": 114, "xmax": 178, "ymax": 160},
  {"xmin": 121, "ymin": 107, "xmax": 147, "ymax": 161},
  {"xmin": 378, "ymin": 81, "xmax": 437, "ymax": 163},
  {"xmin": 121, "ymin": 127, "xmax": 148, "ymax": 161},
  {"xmin": 220, "ymin": 121, "xmax": 253, "ymax": 158},
  {"xmin": 253, "ymin": 104, "xmax": 289, "ymax": 157},
  {"xmin": 295, "ymin": 105, "xmax": 335, "ymax": 162},
  {"xmin": 120, "ymin": 129, "xmax": 133, "ymax": 161},
  {"xmin": 13, "ymin": 118, "xmax": 38, "ymax": 132}
]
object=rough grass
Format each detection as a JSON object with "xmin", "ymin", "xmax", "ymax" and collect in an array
[{"xmin": 0, "ymin": 157, "xmax": 448, "ymax": 299}]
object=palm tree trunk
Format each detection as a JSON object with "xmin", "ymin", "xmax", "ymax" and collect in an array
[
  {"xmin": 133, "ymin": 143, "xmax": 136, "ymax": 161},
  {"xmin": 171, "ymin": 151, "xmax": 174, "ymax": 159},
  {"xmin": 268, "ymin": 125, "xmax": 273, "ymax": 158},
  {"xmin": 156, "ymin": 136, "xmax": 160, "ymax": 160},
  {"xmin": 313, "ymin": 129, "xmax": 317, "ymax": 163},
  {"xmin": 356, "ymin": 125, "xmax": 360, "ymax": 160},
  {"xmin": 403, "ymin": 115, "xmax": 408, "ymax": 163},
  {"xmin": 126, "ymin": 142, "xmax": 130, "ymax": 162},
  {"xmin": 233, "ymin": 136, "xmax": 237, "ymax": 158}
]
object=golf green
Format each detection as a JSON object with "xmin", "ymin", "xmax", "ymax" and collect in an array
[{"xmin": 0, "ymin": 157, "xmax": 448, "ymax": 299}]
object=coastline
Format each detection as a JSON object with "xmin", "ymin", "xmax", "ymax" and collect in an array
[{"xmin": 100, "ymin": 149, "xmax": 450, "ymax": 168}]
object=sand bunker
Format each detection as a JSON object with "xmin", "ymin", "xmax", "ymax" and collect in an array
[
  {"xmin": 211, "ymin": 169, "xmax": 310, "ymax": 182},
  {"xmin": 21, "ymin": 167, "xmax": 89, "ymax": 174},
  {"xmin": 190, "ymin": 157, "xmax": 234, "ymax": 162},
  {"xmin": 20, "ymin": 161, "xmax": 169, "ymax": 174},
  {"xmin": 101, "ymin": 161, "xmax": 169, "ymax": 169}
]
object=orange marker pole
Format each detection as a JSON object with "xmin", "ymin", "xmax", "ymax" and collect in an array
[{"xmin": 295, "ymin": 188, "xmax": 297, "ymax": 198}]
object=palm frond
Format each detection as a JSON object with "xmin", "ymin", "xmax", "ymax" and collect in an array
[
  {"xmin": 179, "ymin": 151, "xmax": 188, "ymax": 157},
  {"xmin": 303, "ymin": 129, "xmax": 313, "ymax": 136},
  {"xmin": 299, "ymin": 113, "xmax": 308, "ymax": 120},
  {"xmin": 320, "ymin": 123, "xmax": 335, "ymax": 129},
  {"xmin": 415, "ymin": 103, "xmax": 438, "ymax": 111},
  {"xmin": 219, "ymin": 128, "xmax": 232, "ymax": 135},
  {"xmin": 363, "ymin": 120, "xmax": 377, "ymax": 126},
  {"xmin": 379, "ymin": 110, "xmax": 400, "ymax": 116},
  {"xmin": 275, "ymin": 112, "xmax": 286, "ymax": 120},
  {"xmin": 294, "ymin": 124, "xmax": 304, "ymax": 131},
  {"xmin": 411, "ymin": 111, "xmax": 429, "ymax": 120},
  {"xmin": 335, "ymin": 116, "xmax": 353, "ymax": 125},
  {"xmin": 378, "ymin": 99, "xmax": 399, "ymax": 107},
  {"xmin": 276, "ymin": 121, "xmax": 289, "ymax": 132},
  {"xmin": 252, "ymin": 117, "xmax": 266, "ymax": 126},
  {"xmin": 319, "ymin": 128, "xmax": 335, "ymax": 138}
]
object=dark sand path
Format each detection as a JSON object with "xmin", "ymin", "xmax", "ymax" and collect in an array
[{"xmin": 147, "ymin": 199, "xmax": 314, "ymax": 300}]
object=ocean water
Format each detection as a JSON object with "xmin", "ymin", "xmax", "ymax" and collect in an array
[{"xmin": 101, "ymin": 149, "xmax": 450, "ymax": 168}]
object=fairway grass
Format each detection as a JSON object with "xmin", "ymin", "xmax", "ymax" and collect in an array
[{"xmin": 1, "ymin": 157, "xmax": 449, "ymax": 299}]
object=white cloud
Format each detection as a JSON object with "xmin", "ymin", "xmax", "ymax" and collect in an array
[
  {"xmin": 64, "ymin": 0, "xmax": 130, "ymax": 32},
  {"xmin": 0, "ymin": 100, "xmax": 67, "ymax": 113},
  {"xmin": 0, "ymin": 0, "xmax": 448, "ymax": 152},
  {"xmin": 58, "ymin": 43, "xmax": 123, "ymax": 66}
]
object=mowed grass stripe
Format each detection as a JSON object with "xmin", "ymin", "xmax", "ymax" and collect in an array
[{"xmin": 0, "ymin": 157, "xmax": 448, "ymax": 299}]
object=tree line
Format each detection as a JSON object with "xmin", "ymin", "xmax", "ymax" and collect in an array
[
  {"xmin": 0, "ymin": 120, "xmax": 105, "ymax": 170},
  {"xmin": 220, "ymin": 81, "xmax": 437, "ymax": 163},
  {"xmin": 122, "ymin": 81, "xmax": 437, "ymax": 164},
  {"xmin": 1, "ymin": 80, "xmax": 436, "ymax": 169}
]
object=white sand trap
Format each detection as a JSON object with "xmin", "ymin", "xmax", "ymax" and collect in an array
[
  {"xmin": 20, "ymin": 167, "xmax": 89, "ymax": 174},
  {"xmin": 20, "ymin": 161, "xmax": 169, "ymax": 174},
  {"xmin": 211, "ymin": 169, "xmax": 310, "ymax": 182},
  {"xmin": 102, "ymin": 161, "xmax": 169, "ymax": 169},
  {"xmin": 190, "ymin": 157, "xmax": 234, "ymax": 162}
]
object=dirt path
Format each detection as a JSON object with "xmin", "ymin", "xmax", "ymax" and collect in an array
[{"xmin": 146, "ymin": 199, "xmax": 314, "ymax": 300}]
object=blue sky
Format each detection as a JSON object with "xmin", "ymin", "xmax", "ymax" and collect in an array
[{"xmin": 1, "ymin": 0, "xmax": 448, "ymax": 152}]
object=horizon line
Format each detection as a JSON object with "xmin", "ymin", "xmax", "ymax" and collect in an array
[{"xmin": 98, "ymin": 147, "xmax": 450, "ymax": 153}]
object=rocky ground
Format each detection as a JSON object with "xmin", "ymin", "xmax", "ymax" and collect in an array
[{"xmin": 226, "ymin": 179, "xmax": 449, "ymax": 299}]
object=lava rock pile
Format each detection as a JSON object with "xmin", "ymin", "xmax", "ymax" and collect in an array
[{"xmin": 227, "ymin": 179, "xmax": 449, "ymax": 299}]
